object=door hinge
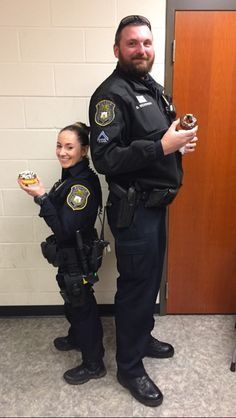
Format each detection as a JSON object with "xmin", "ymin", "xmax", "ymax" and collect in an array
[
  {"xmin": 165, "ymin": 281, "xmax": 168, "ymax": 300},
  {"xmin": 172, "ymin": 39, "xmax": 176, "ymax": 63}
]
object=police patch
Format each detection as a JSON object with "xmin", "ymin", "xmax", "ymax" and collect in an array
[
  {"xmin": 67, "ymin": 185, "xmax": 90, "ymax": 211},
  {"xmin": 95, "ymin": 100, "xmax": 115, "ymax": 126}
]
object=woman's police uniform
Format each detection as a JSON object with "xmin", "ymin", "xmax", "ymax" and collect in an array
[{"xmin": 35, "ymin": 158, "xmax": 104, "ymax": 366}]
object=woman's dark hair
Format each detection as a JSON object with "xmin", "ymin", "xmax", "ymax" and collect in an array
[{"xmin": 59, "ymin": 122, "xmax": 90, "ymax": 146}]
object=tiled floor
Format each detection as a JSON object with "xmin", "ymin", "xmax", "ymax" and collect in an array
[{"xmin": 0, "ymin": 314, "xmax": 235, "ymax": 417}]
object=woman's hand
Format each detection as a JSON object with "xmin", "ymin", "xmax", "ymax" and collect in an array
[{"xmin": 17, "ymin": 176, "xmax": 46, "ymax": 198}]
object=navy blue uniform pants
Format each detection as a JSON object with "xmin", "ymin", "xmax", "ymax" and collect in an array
[
  {"xmin": 107, "ymin": 197, "xmax": 167, "ymax": 378},
  {"xmin": 57, "ymin": 275, "xmax": 104, "ymax": 365}
]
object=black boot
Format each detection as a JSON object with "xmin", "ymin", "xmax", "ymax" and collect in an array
[
  {"xmin": 145, "ymin": 335, "xmax": 174, "ymax": 358},
  {"xmin": 117, "ymin": 371, "xmax": 163, "ymax": 407},
  {"xmin": 64, "ymin": 361, "xmax": 106, "ymax": 385},
  {"xmin": 53, "ymin": 336, "xmax": 80, "ymax": 351}
]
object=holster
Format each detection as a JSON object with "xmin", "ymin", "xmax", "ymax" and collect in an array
[
  {"xmin": 56, "ymin": 272, "xmax": 91, "ymax": 307},
  {"xmin": 109, "ymin": 183, "xmax": 137, "ymax": 228}
]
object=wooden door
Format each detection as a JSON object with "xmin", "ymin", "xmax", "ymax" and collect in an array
[{"xmin": 166, "ymin": 11, "xmax": 236, "ymax": 313}]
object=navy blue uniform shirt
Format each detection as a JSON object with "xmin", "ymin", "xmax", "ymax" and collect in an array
[
  {"xmin": 38, "ymin": 158, "xmax": 102, "ymax": 248},
  {"xmin": 89, "ymin": 64, "xmax": 182, "ymax": 191}
]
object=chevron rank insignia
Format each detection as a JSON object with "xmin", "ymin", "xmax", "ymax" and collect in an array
[{"xmin": 67, "ymin": 185, "xmax": 90, "ymax": 210}]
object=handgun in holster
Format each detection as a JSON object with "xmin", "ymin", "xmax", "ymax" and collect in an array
[
  {"xmin": 60, "ymin": 271, "xmax": 89, "ymax": 307},
  {"xmin": 112, "ymin": 184, "xmax": 137, "ymax": 228},
  {"xmin": 56, "ymin": 235, "xmax": 94, "ymax": 307}
]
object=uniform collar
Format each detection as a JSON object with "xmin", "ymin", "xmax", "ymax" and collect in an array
[{"xmin": 61, "ymin": 158, "xmax": 89, "ymax": 181}]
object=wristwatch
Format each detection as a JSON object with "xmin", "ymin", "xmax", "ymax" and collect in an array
[{"xmin": 34, "ymin": 193, "xmax": 48, "ymax": 206}]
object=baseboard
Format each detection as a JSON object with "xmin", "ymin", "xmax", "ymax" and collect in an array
[{"xmin": 0, "ymin": 304, "xmax": 160, "ymax": 317}]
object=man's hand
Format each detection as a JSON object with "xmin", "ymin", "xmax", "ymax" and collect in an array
[{"xmin": 161, "ymin": 118, "xmax": 198, "ymax": 156}]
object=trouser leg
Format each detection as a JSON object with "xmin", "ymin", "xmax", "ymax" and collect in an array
[
  {"xmin": 108, "ymin": 200, "xmax": 166, "ymax": 377},
  {"xmin": 63, "ymin": 302, "xmax": 78, "ymax": 344},
  {"xmin": 56, "ymin": 274, "xmax": 104, "ymax": 364},
  {"xmin": 69, "ymin": 287, "xmax": 104, "ymax": 364}
]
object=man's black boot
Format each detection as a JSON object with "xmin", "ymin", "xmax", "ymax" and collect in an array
[
  {"xmin": 117, "ymin": 372, "xmax": 163, "ymax": 407},
  {"xmin": 63, "ymin": 361, "xmax": 106, "ymax": 385},
  {"xmin": 145, "ymin": 335, "xmax": 174, "ymax": 358},
  {"xmin": 53, "ymin": 336, "xmax": 80, "ymax": 351}
]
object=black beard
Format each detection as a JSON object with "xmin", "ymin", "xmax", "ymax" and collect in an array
[
  {"xmin": 121, "ymin": 65, "xmax": 149, "ymax": 78},
  {"xmin": 118, "ymin": 55, "xmax": 154, "ymax": 78}
]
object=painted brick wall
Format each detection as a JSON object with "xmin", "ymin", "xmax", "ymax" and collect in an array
[{"xmin": 0, "ymin": 0, "xmax": 166, "ymax": 305}]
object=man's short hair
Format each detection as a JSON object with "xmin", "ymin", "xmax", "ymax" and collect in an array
[{"xmin": 114, "ymin": 15, "xmax": 152, "ymax": 45}]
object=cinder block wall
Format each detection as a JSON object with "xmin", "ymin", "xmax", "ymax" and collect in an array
[{"xmin": 0, "ymin": 0, "xmax": 166, "ymax": 306}]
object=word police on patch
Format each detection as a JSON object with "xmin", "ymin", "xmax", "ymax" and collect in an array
[
  {"xmin": 67, "ymin": 184, "xmax": 90, "ymax": 210},
  {"xmin": 95, "ymin": 100, "xmax": 115, "ymax": 126}
]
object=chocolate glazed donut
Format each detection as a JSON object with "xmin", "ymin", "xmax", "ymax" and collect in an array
[
  {"xmin": 180, "ymin": 113, "xmax": 197, "ymax": 130},
  {"xmin": 178, "ymin": 113, "xmax": 197, "ymax": 155}
]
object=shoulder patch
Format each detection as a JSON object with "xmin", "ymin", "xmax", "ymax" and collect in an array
[
  {"xmin": 95, "ymin": 100, "xmax": 115, "ymax": 126},
  {"xmin": 66, "ymin": 184, "xmax": 90, "ymax": 211}
]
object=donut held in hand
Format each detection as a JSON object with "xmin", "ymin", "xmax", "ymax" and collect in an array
[
  {"xmin": 18, "ymin": 170, "xmax": 38, "ymax": 186},
  {"xmin": 180, "ymin": 113, "xmax": 197, "ymax": 130}
]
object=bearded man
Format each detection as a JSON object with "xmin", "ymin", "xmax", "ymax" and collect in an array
[{"xmin": 89, "ymin": 15, "xmax": 198, "ymax": 407}]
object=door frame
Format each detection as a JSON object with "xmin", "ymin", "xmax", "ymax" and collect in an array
[{"xmin": 159, "ymin": 0, "xmax": 236, "ymax": 315}]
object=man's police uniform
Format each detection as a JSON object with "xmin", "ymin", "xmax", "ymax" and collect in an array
[
  {"xmin": 36, "ymin": 158, "xmax": 104, "ymax": 366},
  {"xmin": 89, "ymin": 64, "xmax": 182, "ymax": 378}
]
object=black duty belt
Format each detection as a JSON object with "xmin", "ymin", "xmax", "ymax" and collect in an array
[{"xmin": 109, "ymin": 182, "xmax": 179, "ymax": 209}]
